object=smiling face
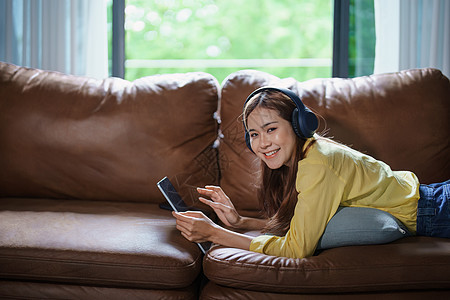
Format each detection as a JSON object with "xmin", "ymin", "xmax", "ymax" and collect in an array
[{"xmin": 247, "ymin": 106, "xmax": 298, "ymax": 169}]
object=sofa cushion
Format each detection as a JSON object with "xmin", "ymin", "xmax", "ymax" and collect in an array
[
  {"xmin": 203, "ymin": 237, "xmax": 450, "ymax": 294},
  {"xmin": 0, "ymin": 280, "xmax": 198, "ymax": 300},
  {"xmin": 0, "ymin": 62, "xmax": 220, "ymax": 205},
  {"xmin": 201, "ymin": 281, "xmax": 450, "ymax": 299},
  {"xmin": 0, "ymin": 198, "xmax": 202, "ymax": 289}
]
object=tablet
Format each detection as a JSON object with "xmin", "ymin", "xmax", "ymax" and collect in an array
[{"xmin": 157, "ymin": 176, "xmax": 211, "ymax": 254}]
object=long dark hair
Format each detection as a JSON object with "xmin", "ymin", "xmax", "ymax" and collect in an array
[{"xmin": 243, "ymin": 90, "xmax": 315, "ymax": 235}]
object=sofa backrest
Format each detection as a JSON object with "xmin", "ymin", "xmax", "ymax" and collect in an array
[
  {"xmin": 2, "ymin": 63, "xmax": 448, "ymax": 211},
  {"xmin": 219, "ymin": 68, "xmax": 450, "ymax": 216},
  {"xmin": 0, "ymin": 62, "xmax": 220, "ymax": 205},
  {"xmin": 297, "ymin": 68, "xmax": 450, "ymax": 184}
]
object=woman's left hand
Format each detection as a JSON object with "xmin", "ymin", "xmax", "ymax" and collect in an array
[{"xmin": 172, "ymin": 211, "xmax": 217, "ymax": 243}]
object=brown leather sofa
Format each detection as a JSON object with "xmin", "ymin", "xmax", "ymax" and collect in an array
[
  {"xmin": 1, "ymin": 61, "xmax": 449, "ymax": 299},
  {"xmin": 203, "ymin": 68, "xmax": 450, "ymax": 299}
]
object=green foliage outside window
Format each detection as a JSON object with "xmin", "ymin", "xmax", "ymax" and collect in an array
[
  {"xmin": 116, "ymin": 0, "xmax": 333, "ymax": 83},
  {"xmin": 348, "ymin": 0, "xmax": 375, "ymax": 77}
]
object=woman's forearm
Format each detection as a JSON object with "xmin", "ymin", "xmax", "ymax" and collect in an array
[
  {"xmin": 237, "ymin": 216, "xmax": 269, "ymax": 231},
  {"xmin": 210, "ymin": 224, "xmax": 253, "ymax": 250}
]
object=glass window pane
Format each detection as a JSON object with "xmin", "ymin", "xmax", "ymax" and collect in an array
[
  {"xmin": 348, "ymin": 0, "xmax": 375, "ymax": 77},
  {"xmin": 107, "ymin": 0, "xmax": 113, "ymax": 77},
  {"xmin": 122, "ymin": 0, "xmax": 333, "ymax": 83}
]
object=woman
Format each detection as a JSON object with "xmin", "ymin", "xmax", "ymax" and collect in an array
[{"xmin": 173, "ymin": 87, "xmax": 450, "ymax": 259}]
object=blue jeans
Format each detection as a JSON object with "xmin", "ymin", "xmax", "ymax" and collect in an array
[{"xmin": 417, "ymin": 179, "xmax": 450, "ymax": 238}]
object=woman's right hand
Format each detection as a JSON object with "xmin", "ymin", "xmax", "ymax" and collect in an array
[{"xmin": 197, "ymin": 186, "xmax": 242, "ymax": 229}]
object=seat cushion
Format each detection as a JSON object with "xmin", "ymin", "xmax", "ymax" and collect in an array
[
  {"xmin": 203, "ymin": 237, "xmax": 450, "ymax": 293},
  {"xmin": 0, "ymin": 198, "xmax": 202, "ymax": 289},
  {"xmin": 201, "ymin": 281, "xmax": 450, "ymax": 299},
  {"xmin": 0, "ymin": 280, "xmax": 198, "ymax": 300}
]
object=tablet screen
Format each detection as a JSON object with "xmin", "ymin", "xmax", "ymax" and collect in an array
[
  {"xmin": 157, "ymin": 176, "xmax": 211, "ymax": 254},
  {"xmin": 157, "ymin": 177, "xmax": 190, "ymax": 212}
]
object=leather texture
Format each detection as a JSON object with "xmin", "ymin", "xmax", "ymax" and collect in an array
[
  {"xmin": 201, "ymin": 281, "xmax": 450, "ymax": 299},
  {"xmin": 203, "ymin": 237, "xmax": 450, "ymax": 294},
  {"xmin": 0, "ymin": 198, "xmax": 202, "ymax": 289},
  {"xmin": 0, "ymin": 62, "xmax": 220, "ymax": 205},
  {"xmin": 0, "ymin": 280, "xmax": 198, "ymax": 300},
  {"xmin": 1, "ymin": 61, "xmax": 449, "ymax": 298}
]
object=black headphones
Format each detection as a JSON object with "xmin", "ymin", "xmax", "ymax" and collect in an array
[{"xmin": 243, "ymin": 87, "xmax": 318, "ymax": 152}]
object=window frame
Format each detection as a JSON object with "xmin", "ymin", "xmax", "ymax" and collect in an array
[
  {"xmin": 332, "ymin": 0, "xmax": 349, "ymax": 77},
  {"xmin": 112, "ymin": 0, "xmax": 125, "ymax": 78}
]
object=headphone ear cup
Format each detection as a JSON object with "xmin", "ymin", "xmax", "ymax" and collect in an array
[
  {"xmin": 292, "ymin": 107, "xmax": 318, "ymax": 139},
  {"xmin": 291, "ymin": 108, "xmax": 303, "ymax": 138},
  {"xmin": 244, "ymin": 131, "xmax": 254, "ymax": 153},
  {"xmin": 299, "ymin": 108, "xmax": 319, "ymax": 138}
]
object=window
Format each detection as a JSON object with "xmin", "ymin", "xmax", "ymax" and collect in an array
[
  {"xmin": 108, "ymin": 0, "xmax": 375, "ymax": 81},
  {"xmin": 348, "ymin": 0, "xmax": 375, "ymax": 77}
]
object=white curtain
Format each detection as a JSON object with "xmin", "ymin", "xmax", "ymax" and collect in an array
[
  {"xmin": 0, "ymin": 0, "xmax": 108, "ymax": 79},
  {"xmin": 374, "ymin": 0, "xmax": 450, "ymax": 78}
]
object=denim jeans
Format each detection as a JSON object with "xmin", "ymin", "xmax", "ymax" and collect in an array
[{"xmin": 417, "ymin": 179, "xmax": 450, "ymax": 238}]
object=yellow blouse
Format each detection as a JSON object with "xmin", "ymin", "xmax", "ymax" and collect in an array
[{"xmin": 250, "ymin": 137, "xmax": 420, "ymax": 259}]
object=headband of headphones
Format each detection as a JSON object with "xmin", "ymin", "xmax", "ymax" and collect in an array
[{"xmin": 243, "ymin": 86, "xmax": 318, "ymax": 152}]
